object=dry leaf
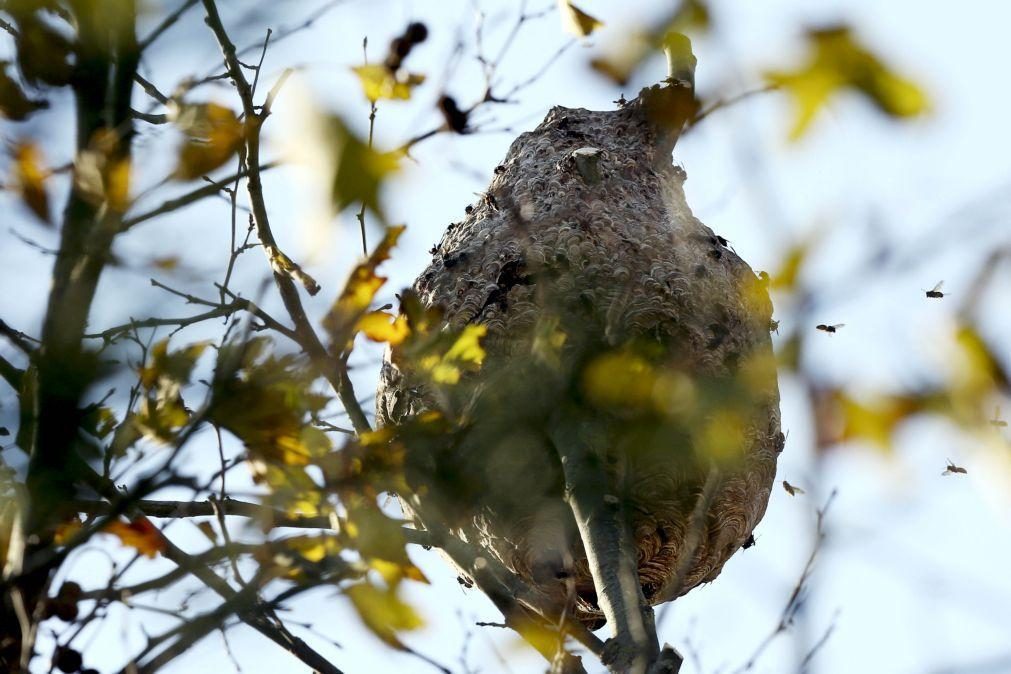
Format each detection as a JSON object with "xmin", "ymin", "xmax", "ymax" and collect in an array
[
  {"xmin": 352, "ymin": 64, "xmax": 425, "ymax": 102},
  {"xmin": 558, "ymin": 0, "xmax": 603, "ymax": 37},
  {"xmin": 12, "ymin": 142, "xmax": 50, "ymax": 224},
  {"xmin": 105, "ymin": 517, "xmax": 166, "ymax": 558}
]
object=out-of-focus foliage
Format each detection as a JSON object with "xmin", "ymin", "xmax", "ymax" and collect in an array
[
  {"xmin": 170, "ymin": 101, "xmax": 246, "ymax": 179},
  {"xmin": 352, "ymin": 65, "xmax": 425, "ymax": 102},
  {"xmin": 103, "ymin": 517, "xmax": 166, "ymax": 558},
  {"xmin": 327, "ymin": 115, "xmax": 401, "ymax": 217},
  {"xmin": 324, "ymin": 224, "xmax": 405, "ymax": 351},
  {"xmin": 558, "ymin": 0, "xmax": 603, "ymax": 38},
  {"xmin": 11, "ymin": 141, "xmax": 50, "ymax": 223},
  {"xmin": 765, "ymin": 25, "xmax": 930, "ymax": 140}
]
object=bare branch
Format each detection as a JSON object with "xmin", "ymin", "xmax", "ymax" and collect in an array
[
  {"xmin": 121, "ymin": 162, "xmax": 279, "ymax": 231},
  {"xmin": 139, "ymin": 0, "xmax": 201, "ymax": 51},
  {"xmin": 201, "ymin": 0, "xmax": 370, "ymax": 434}
]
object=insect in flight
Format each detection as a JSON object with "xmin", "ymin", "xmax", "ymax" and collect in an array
[
  {"xmin": 782, "ymin": 480, "xmax": 805, "ymax": 496},
  {"xmin": 816, "ymin": 324, "xmax": 844, "ymax": 333},
  {"xmin": 925, "ymin": 281, "xmax": 945, "ymax": 298},
  {"xmin": 942, "ymin": 459, "xmax": 967, "ymax": 476}
]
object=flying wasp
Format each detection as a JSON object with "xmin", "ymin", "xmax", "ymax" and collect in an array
[
  {"xmin": 942, "ymin": 459, "xmax": 967, "ymax": 476},
  {"xmin": 925, "ymin": 281, "xmax": 945, "ymax": 299},
  {"xmin": 816, "ymin": 323, "xmax": 844, "ymax": 333},
  {"xmin": 782, "ymin": 480, "xmax": 805, "ymax": 496}
]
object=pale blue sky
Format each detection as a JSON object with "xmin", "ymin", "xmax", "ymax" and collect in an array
[{"xmin": 2, "ymin": 1, "xmax": 1011, "ymax": 673}]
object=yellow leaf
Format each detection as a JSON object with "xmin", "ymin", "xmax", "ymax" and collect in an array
[
  {"xmin": 151, "ymin": 256, "xmax": 180, "ymax": 270},
  {"xmin": 323, "ymin": 225, "xmax": 406, "ymax": 348},
  {"xmin": 54, "ymin": 516, "xmax": 83, "ymax": 545},
  {"xmin": 765, "ymin": 25, "xmax": 929, "ymax": 141},
  {"xmin": 104, "ymin": 517, "xmax": 166, "ymax": 558},
  {"xmin": 357, "ymin": 311, "xmax": 410, "ymax": 345},
  {"xmin": 417, "ymin": 324, "xmax": 488, "ymax": 385},
  {"xmin": 583, "ymin": 350, "xmax": 656, "ymax": 410},
  {"xmin": 105, "ymin": 157, "xmax": 131, "ymax": 212},
  {"xmin": 346, "ymin": 583, "xmax": 424, "ymax": 648},
  {"xmin": 12, "ymin": 142, "xmax": 49, "ymax": 223},
  {"xmin": 558, "ymin": 0, "xmax": 603, "ymax": 37},
  {"xmin": 443, "ymin": 324, "xmax": 487, "ymax": 366},
  {"xmin": 771, "ymin": 242, "xmax": 808, "ymax": 290},
  {"xmin": 352, "ymin": 65, "xmax": 426, "ymax": 102},
  {"xmin": 171, "ymin": 102, "xmax": 245, "ymax": 180},
  {"xmin": 509, "ymin": 618, "xmax": 561, "ymax": 657}
]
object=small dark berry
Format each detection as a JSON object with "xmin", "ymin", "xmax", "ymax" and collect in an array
[
  {"xmin": 53, "ymin": 647, "xmax": 83, "ymax": 673},
  {"xmin": 405, "ymin": 22, "xmax": 428, "ymax": 44}
]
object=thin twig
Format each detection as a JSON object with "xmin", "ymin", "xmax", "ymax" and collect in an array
[
  {"xmin": 201, "ymin": 0, "xmax": 370, "ymax": 434},
  {"xmin": 733, "ymin": 489, "xmax": 838, "ymax": 673},
  {"xmin": 121, "ymin": 162, "xmax": 278, "ymax": 231},
  {"xmin": 139, "ymin": 0, "xmax": 200, "ymax": 51}
]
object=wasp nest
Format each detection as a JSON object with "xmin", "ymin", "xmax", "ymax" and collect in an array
[{"xmin": 377, "ymin": 90, "xmax": 782, "ymax": 628}]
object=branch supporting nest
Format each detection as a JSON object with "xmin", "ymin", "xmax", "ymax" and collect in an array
[{"xmin": 549, "ymin": 411, "xmax": 683, "ymax": 674}]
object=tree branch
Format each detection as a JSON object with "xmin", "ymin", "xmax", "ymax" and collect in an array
[{"xmin": 201, "ymin": 0, "xmax": 370, "ymax": 434}]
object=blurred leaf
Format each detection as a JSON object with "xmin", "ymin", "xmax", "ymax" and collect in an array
[
  {"xmin": 531, "ymin": 316, "xmax": 568, "ymax": 368},
  {"xmin": 357, "ymin": 311, "xmax": 410, "ymax": 345},
  {"xmin": 417, "ymin": 324, "xmax": 487, "ymax": 384},
  {"xmin": 666, "ymin": 0, "xmax": 710, "ymax": 33},
  {"xmin": 510, "ymin": 618, "xmax": 561, "ymax": 657},
  {"xmin": 329, "ymin": 115, "xmax": 400, "ymax": 216},
  {"xmin": 771, "ymin": 241, "xmax": 809, "ymax": 291},
  {"xmin": 81, "ymin": 405, "xmax": 117, "ymax": 440},
  {"xmin": 75, "ymin": 129, "xmax": 132, "ymax": 211},
  {"xmin": 14, "ymin": 12, "xmax": 73, "ymax": 86},
  {"xmin": 53, "ymin": 516, "xmax": 82, "ymax": 546},
  {"xmin": 765, "ymin": 25, "xmax": 929, "ymax": 141},
  {"xmin": 323, "ymin": 225, "xmax": 405, "ymax": 350},
  {"xmin": 12, "ymin": 142, "xmax": 50, "ymax": 224},
  {"xmin": 171, "ymin": 102, "xmax": 245, "ymax": 180},
  {"xmin": 0, "ymin": 61, "xmax": 48, "ymax": 120},
  {"xmin": 139, "ymin": 340, "xmax": 209, "ymax": 390},
  {"xmin": 133, "ymin": 340, "xmax": 209, "ymax": 444},
  {"xmin": 590, "ymin": 39, "xmax": 649, "ymax": 87},
  {"xmin": 210, "ymin": 339, "xmax": 332, "ymax": 474},
  {"xmin": 558, "ymin": 0, "xmax": 603, "ymax": 37},
  {"xmin": 104, "ymin": 517, "xmax": 166, "ymax": 558},
  {"xmin": 352, "ymin": 65, "xmax": 425, "ymax": 102},
  {"xmin": 583, "ymin": 349, "xmax": 658, "ymax": 412},
  {"xmin": 814, "ymin": 388, "xmax": 932, "ymax": 450},
  {"xmin": 346, "ymin": 583, "xmax": 423, "ymax": 648},
  {"xmin": 195, "ymin": 521, "xmax": 218, "ymax": 543},
  {"xmin": 341, "ymin": 501, "xmax": 424, "ymax": 585},
  {"xmin": 151, "ymin": 256, "xmax": 180, "ymax": 271}
]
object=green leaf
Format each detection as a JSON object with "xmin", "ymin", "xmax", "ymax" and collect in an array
[{"xmin": 328, "ymin": 115, "xmax": 400, "ymax": 216}]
